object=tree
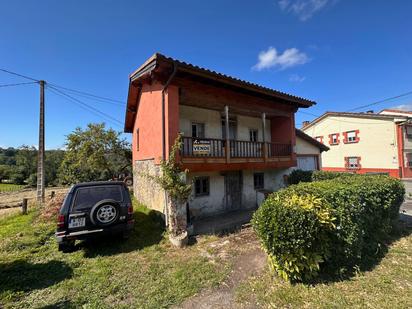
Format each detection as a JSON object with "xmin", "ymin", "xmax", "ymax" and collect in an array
[
  {"xmin": 0, "ymin": 165, "xmax": 11, "ymax": 182},
  {"xmin": 58, "ymin": 123, "xmax": 131, "ymax": 184},
  {"xmin": 45, "ymin": 150, "xmax": 65, "ymax": 186},
  {"xmin": 14, "ymin": 145, "xmax": 37, "ymax": 185}
]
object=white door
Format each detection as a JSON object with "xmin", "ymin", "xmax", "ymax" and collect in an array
[{"xmin": 297, "ymin": 156, "xmax": 317, "ymax": 171}]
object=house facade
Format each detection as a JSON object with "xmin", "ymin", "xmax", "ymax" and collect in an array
[
  {"xmin": 302, "ymin": 110, "xmax": 412, "ymax": 178},
  {"xmin": 124, "ymin": 53, "xmax": 317, "ymax": 233}
]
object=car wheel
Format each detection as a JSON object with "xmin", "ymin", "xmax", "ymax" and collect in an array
[
  {"xmin": 58, "ymin": 240, "xmax": 75, "ymax": 253},
  {"xmin": 90, "ymin": 199, "xmax": 120, "ymax": 227}
]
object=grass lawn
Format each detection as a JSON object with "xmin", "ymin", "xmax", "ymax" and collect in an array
[
  {"xmin": 0, "ymin": 201, "xmax": 230, "ymax": 309},
  {"xmin": 236, "ymin": 224, "xmax": 412, "ymax": 308},
  {"xmin": 0, "ymin": 183, "xmax": 24, "ymax": 193}
]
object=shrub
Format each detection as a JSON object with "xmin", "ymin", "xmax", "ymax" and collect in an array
[
  {"xmin": 253, "ymin": 175, "xmax": 404, "ymax": 281},
  {"xmin": 253, "ymin": 194, "xmax": 335, "ymax": 281},
  {"xmin": 287, "ymin": 169, "xmax": 313, "ymax": 185},
  {"xmin": 311, "ymin": 170, "xmax": 354, "ymax": 182},
  {"xmin": 287, "ymin": 169, "xmax": 355, "ymax": 185}
]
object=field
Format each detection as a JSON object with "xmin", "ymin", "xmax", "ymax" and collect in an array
[
  {"xmin": 0, "ymin": 183, "xmax": 24, "ymax": 193},
  {"xmin": 0, "ymin": 186, "xmax": 69, "ymax": 218},
  {"xmin": 0, "ymin": 201, "xmax": 236, "ymax": 308},
  {"xmin": 1, "ymin": 188, "xmax": 411, "ymax": 308}
]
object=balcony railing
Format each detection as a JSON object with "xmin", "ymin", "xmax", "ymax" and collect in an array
[{"xmin": 180, "ymin": 136, "xmax": 292, "ymax": 159}]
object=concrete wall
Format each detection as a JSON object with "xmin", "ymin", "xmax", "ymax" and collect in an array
[
  {"xmin": 132, "ymin": 82, "xmax": 163, "ymax": 164},
  {"xmin": 295, "ymin": 136, "xmax": 322, "ymax": 155},
  {"xmin": 132, "ymin": 83, "xmax": 180, "ymax": 164},
  {"xmin": 187, "ymin": 168, "xmax": 287, "ymax": 219},
  {"xmin": 187, "ymin": 171, "xmax": 225, "ymax": 218},
  {"xmin": 303, "ymin": 116, "xmax": 399, "ymax": 171},
  {"xmin": 179, "ymin": 105, "xmax": 271, "ymax": 141}
]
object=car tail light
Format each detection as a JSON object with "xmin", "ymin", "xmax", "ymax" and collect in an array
[
  {"xmin": 127, "ymin": 204, "xmax": 133, "ymax": 215},
  {"xmin": 57, "ymin": 214, "xmax": 65, "ymax": 228}
]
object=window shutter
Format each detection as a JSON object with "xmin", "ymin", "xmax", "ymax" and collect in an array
[
  {"xmin": 344, "ymin": 156, "xmax": 349, "ymax": 168},
  {"xmin": 343, "ymin": 132, "xmax": 348, "ymax": 143}
]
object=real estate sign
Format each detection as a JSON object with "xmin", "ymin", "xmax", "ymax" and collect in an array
[{"xmin": 193, "ymin": 139, "xmax": 211, "ymax": 155}]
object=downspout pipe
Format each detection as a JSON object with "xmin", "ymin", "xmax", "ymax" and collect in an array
[{"xmin": 161, "ymin": 63, "xmax": 178, "ymax": 227}]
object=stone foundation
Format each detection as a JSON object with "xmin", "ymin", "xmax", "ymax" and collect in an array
[{"xmin": 133, "ymin": 159, "xmax": 166, "ymax": 214}]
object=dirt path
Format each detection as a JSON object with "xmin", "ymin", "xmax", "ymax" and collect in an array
[{"xmin": 177, "ymin": 228, "xmax": 266, "ymax": 309}]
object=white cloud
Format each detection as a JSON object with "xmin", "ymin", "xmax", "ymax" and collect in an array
[
  {"xmin": 289, "ymin": 74, "xmax": 306, "ymax": 82},
  {"xmin": 252, "ymin": 47, "xmax": 309, "ymax": 71},
  {"xmin": 390, "ymin": 103, "xmax": 412, "ymax": 111},
  {"xmin": 278, "ymin": 0, "xmax": 331, "ymax": 21}
]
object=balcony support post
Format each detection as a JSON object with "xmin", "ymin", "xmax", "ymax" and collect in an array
[
  {"xmin": 225, "ymin": 105, "xmax": 230, "ymax": 163},
  {"xmin": 262, "ymin": 112, "xmax": 268, "ymax": 161}
]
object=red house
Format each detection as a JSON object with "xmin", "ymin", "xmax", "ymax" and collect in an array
[{"xmin": 124, "ymin": 53, "xmax": 315, "ymax": 234}]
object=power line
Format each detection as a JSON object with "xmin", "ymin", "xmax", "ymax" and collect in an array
[
  {"xmin": 0, "ymin": 81, "xmax": 38, "ymax": 88},
  {"xmin": 298, "ymin": 110, "xmax": 394, "ymax": 125},
  {"xmin": 0, "ymin": 68, "xmax": 126, "ymax": 106},
  {"xmin": 46, "ymin": 85, "xmax": 123, "ymax": 128},
  {"xmin": 346, "ymin": 90, "xmax": 412, "ymax": 112},
  {"xmin": 0, "ymin": 68, "xmax": 39, "ymax": 82},
  {"xmin": 47, "ymin": 82, "xmax": 126, "ymax": 105}
]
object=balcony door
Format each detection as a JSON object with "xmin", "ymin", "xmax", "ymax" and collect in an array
[
  {"xmin": 221, "ymin": 118, "xmax": 237, "ymax": 140},
  {"xmin": 222, "ymin": 117, "xmax": 237, "ymax": 156},
  {"xmin": 224, "ymin": 171, "xmax": 242, "ymax": 211}
]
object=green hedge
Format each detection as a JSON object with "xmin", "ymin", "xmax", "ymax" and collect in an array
[
  {"xmin": 311, "ymin": 170, "xmax": 354, "ymax": 181},
  {"xmin": 287, "ymin": 169, "xmax": 313, "ymax": 185},
  {"xmin": 253, "ymin": 175, "xmax": 404, "ymax": 281},
  {"xmin": 287, "ymin": 169, "xmax": 354, "ymax": 185}
]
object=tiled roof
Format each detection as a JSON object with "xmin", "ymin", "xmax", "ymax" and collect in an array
[
  {"xmin": 130, "ymin": 53, "xmax": 315, "ymax": 107},
  {"xmin": 302, "ymin": 111, "xmax": 406, "ymax": 130}
]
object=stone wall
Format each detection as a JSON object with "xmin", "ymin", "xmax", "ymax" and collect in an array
[{"xmin": 133, "ymin": 159, "xmax": 166, "ymax": 214}]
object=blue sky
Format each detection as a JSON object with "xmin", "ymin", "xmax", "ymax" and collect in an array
[{"xmin": 1, "ymin": 0, "xmax": 412, "ymax": 149}]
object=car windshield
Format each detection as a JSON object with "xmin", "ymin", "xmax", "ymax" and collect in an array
[{"xmin": 73, "ymin": 185, "xmax": 123, "ymax": 210}]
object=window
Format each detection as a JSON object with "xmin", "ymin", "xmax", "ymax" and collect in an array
[
  {"xmin": 406, "ymin": 126, "xmax": 412, "ymax": 138},
  {"xmin": 192, "ymin": 122, "xmax": 205, "ymax": 138},
  {"xmin": 329, "ymin": 133, "xmax": 339, "ymax": 145},
  {"xmin": 345, "ymin": 156, "xmax": 361, "ymax": 169},
  {"xmin": 73, "ymin": 186, "xmax": 123, "ymax": 210},
  {"xmin": 249, "ymin": 129, "xmax": 258, "ymax": 142},
  {"xmin": 254, "ymin": 173, "xmax": 264, "ymax": 189},
  {"xmin": 136, "ymin": 128, "xmax": 139, "ymax": 151},
  {"xmin": 194, "ymin": 176, "xmax": 209, "ymax": 197},
  {"xmin": 315, "ymin": 136, "xmax": 323, "ymax": 143},
  {"xmin": 344, "ymin": 130, "xmax": 359, "ymax": 143}
]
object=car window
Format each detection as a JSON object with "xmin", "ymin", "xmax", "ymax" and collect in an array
[{"xmin": 73, "ymin": 185, "xmax": 123, "ymax": 210}]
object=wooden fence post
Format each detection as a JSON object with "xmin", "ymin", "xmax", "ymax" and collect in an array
[{"xmin": 22, "ymin": 198, "xmax": 28, "ymax": 215}]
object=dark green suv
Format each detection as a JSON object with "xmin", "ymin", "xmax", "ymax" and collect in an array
[{"xmin": 56, "ymin": 181, "xmax": 134, "ymax": 252}]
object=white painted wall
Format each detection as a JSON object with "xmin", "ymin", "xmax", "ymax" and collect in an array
[
  {"xmin": 303, "ymin": 116, "xmax": 398, "ymax": 169},
  {"xmin": 187, "ymin": 168, "xmax": 288, "ymax": 219},
  {"xmin": 187, "ymin": 171, "xmax": 225, "ymax": 218},
  {"xmin": 179, "ymin": 105, "xmax": 271, "ymax": 141},
  {"xmin": 296, "ymin": 136, "xmax": 321, "ymax": 155}
]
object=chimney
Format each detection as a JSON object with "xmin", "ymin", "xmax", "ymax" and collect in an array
[{"xmin": 302, "ymin": 121, "xmax": 310, "ymax": 128}]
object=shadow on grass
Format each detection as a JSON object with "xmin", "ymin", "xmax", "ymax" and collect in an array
[
  {"xmin": 302, "ymin": 216, "xmax": 412, "ymax": 285},
  {"xmin": 39, "ymin": 300, "xmax": 74, "ymax": 309},
  {"xmin": 0, "ymin": 260, "xmax": 73, "ymax": 293},
  {"xmin": 81, "ymin": 208, "xmax": 165, "ymax": 258}
]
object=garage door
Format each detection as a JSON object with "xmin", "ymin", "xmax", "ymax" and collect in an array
[{"xmin": 297, "ymin": 156, "xmax": 318, "ymax": 171}]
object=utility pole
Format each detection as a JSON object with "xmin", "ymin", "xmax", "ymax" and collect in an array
[{"xmin": 37, "ymin": 80, "xmax": 45, "ymax": 204}]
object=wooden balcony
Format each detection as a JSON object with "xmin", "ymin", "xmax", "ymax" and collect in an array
[{"xmin": 180, "ymin": 136, "xmax": 294, "ymax": 172}]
